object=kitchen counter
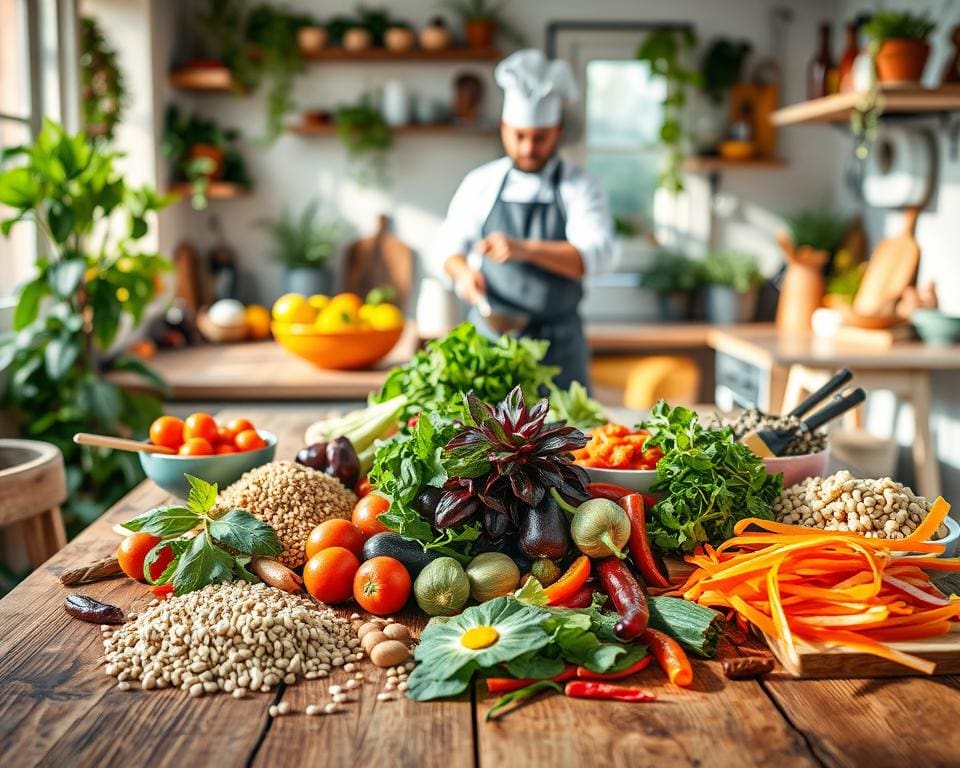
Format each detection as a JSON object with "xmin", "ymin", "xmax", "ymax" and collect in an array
[{"xmin": 3, "ymin": 406, "xmax": 960, "ymax": 768}]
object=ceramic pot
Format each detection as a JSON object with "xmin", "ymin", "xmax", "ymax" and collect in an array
[
  {"xmin": 187, "ymin": 144, "xmax": 224, "ymax": 180},
  {"xmin": 705, "ymin": 285, "xmax": 758, "ymax": 324},
  {"xmin": 874, "ymin": 39, "xmax": 930, "ymax": 84},
  {"xmin": 657, "ymin": 292, "xmax": 692, "ymax": 322},
  {"xmin": 283, "ymin": 267, "xmax": 331, "ymax": 296},
  {"xmin": 420, "ymin": 20, "xmax": 452, "ymax": 50},
  {"xmin": 465, "ymin": 19, "xmax": 496, "ymax": 48},
  {"xmin": 775, "ymin": 233, "xmax": 828, "ymax": 333},
  {"xmin": 342, "ymin": 27, "xmax": 372, "ymax": 52},
  {"xmin": 297, "ymin": 26, "xmax": 327, "ymax": 57},
  {"xmin": 384, "ymin": 27, "xmax": 415, "ymax": 52}
]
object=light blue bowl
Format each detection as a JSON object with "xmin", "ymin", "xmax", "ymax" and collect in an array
[{"xmin": 139, "ymin": 430, "xmax": 277, "ymax": 499}]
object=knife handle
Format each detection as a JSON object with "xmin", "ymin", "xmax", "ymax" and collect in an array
[
  {"xmin": 800, "ymin": 387, "xmax": 866, "ymax": 433},
  {"xmin": 787, "ymin": 368, "xmax": 853, "ymax": 419}
]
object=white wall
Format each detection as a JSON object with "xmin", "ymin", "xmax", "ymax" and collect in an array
[{"xmin": 157, "ymin": 0, "xmax": 842, "ymax": 304}]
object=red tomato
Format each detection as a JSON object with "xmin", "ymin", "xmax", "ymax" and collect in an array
[
  {"xmin": 183, "ymin": 412, "xmax": 218, "ymax": 444},
  {"xmin": 149, "ymin": 416, "xmax": 184, "ymax": 450},
  {"xmin": 226, "ymin": 418, "xmax": 255, "ymax": 436},
  {"xmin": 303, "ymin": 547, "xmax": 360, "ymax": 604},
  {"xmin": 216, "ymin": 426, "xmax": 235, "ymax": 444},
  {"xmin": 179, "ymin": 437, "xmax": 214, "ymax": 456},
  {"xmin": 355, "ymin": 477, "xmax": 374, "ymax": 497},
  {"xmin": 305, "ymin": 519, "xmax": 365, "ymax": 559},
  {"xmin": 353, "ymin": 556, "xmax": 411, "ymax": 616},
  {"xmin": 215, "ymin": 443, "xmax": 237, "ymax": 455},
  {"xmin": 235, "ymin": 429, "xmax": 266, "ymax": 452},
  {"xmin": 351, "ymin": 493, "xmax": 392, "ymax": 537},
  {"xmin": 117, "ymin": 533, "xmax": 174, "ymax": 583}
]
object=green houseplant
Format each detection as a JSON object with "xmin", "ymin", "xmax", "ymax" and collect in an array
[
  {"xmin": 258, "ymin": 200, "xmax": 345, "ymax": 295},
  {"xmin": 700, "ymin": 249, "xmax": 763, "ymax": 324},
  {"xmin": 0, "ymin": 119, "xmax": 173, "ymax": 533},
  {"xmin": 336, "ymin": 98, "xmax": 394, "ymax": 186},
  {"xmin": 636, "ymin": 28, "xmax": 701, "ymax": 193},
  {"xmin": 79, "ymin": 17, "xmax": 126, "ymax": 145},
  {"xmin": 441, "ymin": 0, "xmax": 525, "ymax": 48},
  {"xmin": 639, "ymin": 250, "xmax": 701, "ymax": 321},
  {"xmin": 863, "ymin": 11, "xmax": 936, "ymax": 84}
]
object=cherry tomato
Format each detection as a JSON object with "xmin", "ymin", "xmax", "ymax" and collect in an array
[
  {"xmin": 215, "ymin": 443, "xmax": 237, "ymax": 455},
  {"xmin": 303, "ymin": 547, "xmax": 360, "ymax": 604},
  {"xmin": 305, "ymin": 519, "xmax": 365, "ymax": 560},
  {"xmin": 183, "ymin": 412, "xmax": 218, "ymax": 444},
  {"xmin": 149, "ymin": 416, "xmax": 185, "ymax": 450},
  {"xmin": 117, "ymin": 533, "xmax": 174, "ymax": 583},
  {"xmin": 226, "ymin": 418, "xmax": 255, "ymax": 436},
  {"xmin": 216, "ymin": 425, "xmax": 235, "ymax": 445},
  {"xmin": 351, "ymin": 493, "xmax": 392, "ymax": 537},
  {"xmin": 355, "ymin": 477, "xmax": 374, "ymax": 497},
  {"xmin": 179, "ymin": 437, "xmax": 214, "ymax": 456},
  {"xmin": 235, "ymin": 429, "xmax": 266, "ymax": 452},
  {"xmin": 353, "ymin": 556, "xmax": 411, "ymax": 616}
]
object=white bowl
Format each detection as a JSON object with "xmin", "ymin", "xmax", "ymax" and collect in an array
[
  {"xmin": 763, "ymin": 449, "xmax": 830, "ymax": 488},
  {"xmin": 894, "ymin": 515, "xmax": 960, "ymax": 559},
  {"xmin": 583, "ymin": 466, "xmax": 659, "ymax": 494}
]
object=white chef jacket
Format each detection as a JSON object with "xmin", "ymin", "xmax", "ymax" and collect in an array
[{"xmin": 430, "ymin": 156, "xmax": 619, "ymax": 278}]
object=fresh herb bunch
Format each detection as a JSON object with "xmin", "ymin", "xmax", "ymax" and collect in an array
[
  {"xmin": 437, "ymin": 386, "xmax": 589, "ymax": 540},
  {"xmin": 257, "ymin": 199, "xmax": 344, "ymax": 270},
  {"xmin": 863, "ymin": 11, "xmax": 936, "ymax": 46},
  {"xmin": 369, "ymin": 411, "xmax": 481, "ymax": 563},
  {"xmin": 547, "ymin": 381, "xmax": 606, "ymax": 432},
  {"xmin": 335, "ymin": 98, "xmax": 394, "ymax": 187},
  {"xmin": 640, "ymin": 401, "xmax": 782, "ymax": 555},
  {"xmin": 699, "ymin": 249, "xmax": 763, "ymax": 293},
  {"xmin": 639, "ymin": 250, "xmax": 702, "ymax": 293},
  {"xmin": 785, "ymin": 210, "xmax": 849, "ymax": 255},
  {"xmin": 123, "ymin": 475, "xmax": 281, "ymax": 595},
  {"xmin": 373, "ymin": 322, "xmax": 559, "ymax": 425}
]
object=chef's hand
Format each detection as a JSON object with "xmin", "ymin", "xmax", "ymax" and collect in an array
[
  {"xmin": 477, "ymin": 232, "xmax": 528, "ymax": 264},
  {"xmin": 452, "ymin": 266, "xmax": 487, "ymax": 306}
]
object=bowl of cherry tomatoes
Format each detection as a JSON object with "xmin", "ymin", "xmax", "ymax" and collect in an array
[{"xmin": 140, "ymin": 413, "xmax": 276, "ymax": 498}]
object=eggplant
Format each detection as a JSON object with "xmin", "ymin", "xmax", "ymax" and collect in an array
[
  {"xmin": 519, "ymin": 497, "xmax": 571, "ymax": 561},
  {"xmin": 296, "ymin": 442, "xmax": 329, "ymax": 471},
  {"xmin": 361, "ymin": 533, "xmax": 440, "ymax": 578},
  {"xmin": 411, "ymin": 486, "xmax": 443, "ymax": 528},
  {"xmin": 483, "ymin": 507, "xmax": 510, "ymax": 541},
  {"xmin": 324, "ymin": 436, "xmax": 360, "ymax": 490}
]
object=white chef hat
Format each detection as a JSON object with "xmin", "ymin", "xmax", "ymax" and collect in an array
[{"xmin": 495, "ymin": 49, "xmax": 580, "ymax": 128}]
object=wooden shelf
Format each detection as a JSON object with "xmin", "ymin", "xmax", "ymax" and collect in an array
[
  {"xmin": 772, "ymin": 86, "xmax": 960, "ymax": 126},
  {"xmin": 682, "ymin": 156, "xmax": 788, "ymax": 172},
  {"xmin": 169, "ymin": 66, "xmax": 241, "ymax": 92},
  {"xmin": 287, "ymin": 121, "xmax": 498, "ymax": 136},
  {"xmin": 302, "ymin": 46, "xmax": 501, "ymax": 63},
  {"xmin": 170, "ymin": 181, "xmax": 250, "ymax": 201}
]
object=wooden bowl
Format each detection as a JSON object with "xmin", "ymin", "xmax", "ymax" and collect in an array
[
  {"xmin": 271, "ymin": 322, "xmax": 402, "ymax": 370},
  {"xmin": 719, "ymin": 140, "xmax": 756, "ymax": 161}
]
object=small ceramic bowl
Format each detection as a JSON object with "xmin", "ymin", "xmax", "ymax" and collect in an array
[
  {"xmin": 894, "ymin": 516, "xmax": 960, "ymax": 559},
  {"xmin": 763, "ymin": 449, "xmax": 831, "ymax": 489},
  {"xmin": 139, "ymin": 430, "xmax": 277, "ymax": 499},
  {"xmin": 911, "ymin": 308, "xmax": 960, "ymax": 347},
  {"xmin": 583, "ymin": 466, "xmax": 659, "ymax": 494}
]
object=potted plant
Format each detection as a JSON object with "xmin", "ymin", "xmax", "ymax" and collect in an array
[
  {"xmin": 639, "ymin": 250, "xmax": 701, "ymax": 321},
  {"xmin": 335, "ymin": 98, "xmax": 394, "ymax": 186},
  {"xmin": 442, "ymin": 0, "xmax": 524, "ymax": 48},
  {"xmin": 258, "ymin": 200, "xmax": 345, "ymax": 296},
  {"xmin": 700, "ymin": 249, "xmax": 764, "ymax": 324},
  {"xmin": 0, "ymin": 119, "xmax": 173, "ymax": 532},
  {"xmin": 863, "ymin": 11, "xmax": 936, "ymax": 84},
  {"xmin": 79, "ymin": 17, "xmax": 126, "ymax": 145}
]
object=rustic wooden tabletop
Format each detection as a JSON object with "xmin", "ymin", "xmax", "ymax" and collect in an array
[{"xmin": 3, "ymin": 408, "xmax": 960, "ymax": 768}]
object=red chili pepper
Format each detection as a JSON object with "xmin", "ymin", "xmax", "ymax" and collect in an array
[
  {"xmin": 150, "ymin": 583, "xmax": 174, "ymax": 600},
  {"xmin": 642, "ymin": 628, "xmax": 693, "ymax": 687},
  {"xmin": 564, "ymin": 681, "xmax": 656, "ymax": 702},
  {"xmin": 543, "ymin": 556, "xmax": 591, "ymax": 606},
  {"xmin": 587, "ymin": 482, "xmax": 632, "ymax": 501},
  {"xmin": 486, "ymin": 666, "xmax": 577, "ymax": 694},
  {"xmin": 552, "ymin": 584, "xmax": 594, "ymax": 609},
  {"xmin": 618, "ymin": 493, "xmax": 672, "ymax": 590},
  {"xmin": 575, "ymin": 655, "xmax": 652, "ymax": 681},
  {"xmin": 355, "ymin": 477, "xmax": 374, "ymax": 497},
  {"xmin": 597, "ymin": 557, "xmax": 649, "ymax": 641}
]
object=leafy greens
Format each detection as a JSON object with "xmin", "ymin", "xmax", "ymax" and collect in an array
[{"xmin": 547, "ymin": 381, "xmax": 606, "ymax": 431}]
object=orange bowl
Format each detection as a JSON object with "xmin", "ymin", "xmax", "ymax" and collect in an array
[{"xmin": 272, "ymin": 322, "xmax": 403, "ymax": 370}]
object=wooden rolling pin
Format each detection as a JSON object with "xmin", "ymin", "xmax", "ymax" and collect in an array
[{"xmin": 73, "ymin": 433, "xmax": 175, "ymax": 455}]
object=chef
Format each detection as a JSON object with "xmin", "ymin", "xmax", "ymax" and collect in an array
[{"xmin": 432, "ymin": 49, "xmax": 618, "ymax": 389}]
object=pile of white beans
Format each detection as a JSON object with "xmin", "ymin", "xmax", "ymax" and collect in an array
[{"xmin": 774, "ymin": 470, "xmax": 947, "ymax": 540}]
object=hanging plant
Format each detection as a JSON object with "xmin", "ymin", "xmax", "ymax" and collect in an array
[
  {"xmin": 335, "ymin": 98, "xmax": 394, "ymax": 187},
  {"xmin": 636, "ymin": 28, "xmax": 701, "ymax": 194},
  {"xmin": 79, "ymin": 17, "xmax": 127, "ymax": 145}
]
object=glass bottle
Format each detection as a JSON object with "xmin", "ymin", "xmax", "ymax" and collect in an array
[
  {"xmin": 807, "ymin": 21, "xmax": 835, "ymax": 99},
  {"xmin": 837, "ymin": 21, "xmax": 859, "ymax": 93}
]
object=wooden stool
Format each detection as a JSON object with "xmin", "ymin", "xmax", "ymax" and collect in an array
[{"xmin": 0, "ymin": 440, "xmax": 68, "ymax": 569}]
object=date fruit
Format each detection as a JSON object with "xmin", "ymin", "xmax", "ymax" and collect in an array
[
  {"xmin": 64, "ymin": 594, "xmax": 125, "ymax": 625},
  {"xmin": 296, "ymin": 442, "xmax": 329, "ymax": 471}
]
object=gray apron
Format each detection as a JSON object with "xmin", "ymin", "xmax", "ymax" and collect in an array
[{"xmin": 470, "ymin": 160, "xmax": 589, "ymax": 389}]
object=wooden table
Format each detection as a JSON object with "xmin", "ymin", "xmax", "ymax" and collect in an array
[
  {"xmin": 707, "ymin": 325, "xmax": 960, "ymax": 498},
  {"xmin": 4, "ymin": 408, "xmax": 960, "ymax": 768}
]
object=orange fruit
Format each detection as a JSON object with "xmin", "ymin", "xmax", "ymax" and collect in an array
[
  {"xmin": 149, "ymin": 416, "xmax": 185, "ymax": 450},
  {"xmin": 329, "ymin": 292, "xmax": 363, "ymax": 313},
  {"xmin": 183, "ymin": 412, "xmax": 218, "ymax": 444},
  {"xmin": 303, "ymin": 547, "xmax": 360, "ymax": 604},
  {"xmin": 305, "ymin": 519, "xmax": 366, "ymax": 560},
  {"xmin": 272, "ymin": 293, "xmax": 316, "ymax": 324},
  {"xmin": 244, "ymin": 304, "xmax": 272, "ymax": 339},
  {"xmin": 235, "ymin": 429, "xmax": 266, "ymax": 452},
  {"xmin": 179, "ymin": 437, "xmax": 214, "ymax": 456}
]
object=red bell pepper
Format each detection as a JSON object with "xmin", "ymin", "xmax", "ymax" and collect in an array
[
  {"xmin": 642, "ymin": 628, "xmax": 693, "ymax": 687},
  {"xmin": 564, "ymin": 681, "xmax": 657, "ymax": 702},
  {"xmin": 543, "ymin": 556, "xmax": 591, "ymax": 606},
  {"xmin": 575, "ymin": 656, "xmax": 652, "ymax": 680},
  {"xmin": 619, "ymin": 493, "xmax": 672, "ymax": 590},
  {"xmin": 587, "ymin": 482, "xmax": 633, "ymax": 501},
  {"xmin": 486, "ymin": 666, "xmax": 577, "ymax": 694}
]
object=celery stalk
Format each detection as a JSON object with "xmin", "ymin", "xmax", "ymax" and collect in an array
[{"xmin": 313, "ymin": 395, "xmax": 407, "ymax": 453}]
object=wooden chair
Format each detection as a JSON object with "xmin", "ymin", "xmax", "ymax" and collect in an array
[
  {"xmin": 591, "ymin": 355, "xmax": 701, "ymax": 409},
  {"xmin": 0, "ymin": 440, "xmax": 68, "ymax": 569}
]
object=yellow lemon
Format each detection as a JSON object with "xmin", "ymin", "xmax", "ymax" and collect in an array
[
  {"xmin": 245, "ymin": 304, "xmax": 272, "ymax": 339},
  {"xmin": 272, "ymin": 293, "xmax": 315, "ymax": 324},
  {"xmin": 329, "ymin": 292, "xmax": 364, "ymax": 314},
  {"xmin": 315, "ymin": 305, "xmax": 357, "ymax": 333},
  {"xmin": 367, "ymin": 303, "xmax": 404, "ymax": 331},
  {"xmin": 308, "ymin": 294, "xmax": 330, "ymax": 312}
]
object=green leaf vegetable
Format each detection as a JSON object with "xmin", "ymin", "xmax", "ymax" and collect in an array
[
  {"xmin": 124, "ymin": 474, "xmax": 281, "ymax": 595},
  {"xmin": 640, "ymin": 401, "xmax": 783, "ymax": 555},
  {"xmin": 547, "ymin": 381, "xmax": 606, "ymax": 432}
]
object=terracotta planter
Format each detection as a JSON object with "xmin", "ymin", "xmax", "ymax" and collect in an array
[
  {"xmin": 187, "ymin": 144, "xmax": 224, "ymax": 180},
  {"xmin": 874, "ymin": 39, "xmax": 930, "ymax": 85},
  {"xmin": 465, "ymin": 19, "xmax": 496, "ymax": 48},
  {"xmin": 297, "ymin": 26, "xmax": 327, "ymax": 57},
  {"xmin": 342, "ymin": 27, "xmax": 372, "ymax": 52},
  {"xmin": 420, "ymin": 21, "xmax": 452, "ymax": 50},
  {"xmin": 775, "ymin": 233, "xmax": 828, "ymax": 333},
  {"xmin": 384, "ymin": 27, "xmax": 415, "ymax": 52}
]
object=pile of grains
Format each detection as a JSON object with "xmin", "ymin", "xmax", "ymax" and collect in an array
[
  {"xmin": 215, "ymin": 461, "xmax": 357, "ymax": 567},
  {"xmin": 774, "ymin": 470, "xmax": 947, "ymax": 540},
  {"xmin": 705, "ymin": 409, "xmax": 827, "ymax": 456},
  {"xmin": 101, "ymin": 581, "xmax": 358, "ymax": 696}
]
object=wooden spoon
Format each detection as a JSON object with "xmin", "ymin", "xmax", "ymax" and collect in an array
[{"xmin": 73, "ymin": 433, "xmax": 176, "ymax": 455}]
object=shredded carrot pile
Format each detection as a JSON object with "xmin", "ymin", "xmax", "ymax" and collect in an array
[
  {"xmin": 677, "ymin": 497, "xmax": 960, "ymax": 674},
  {"xmin": 573, "ymin": 423, "xmax": 663, "ymax": 470}
]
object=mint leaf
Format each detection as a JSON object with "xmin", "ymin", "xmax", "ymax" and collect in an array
[
  {"xmin": 208, "ymin": 509, "xmax": 281, "ymax": 557},
  {"xmin": 144, "ymin": 538, "xmax": 192, "ymax": 584},
  {"xmin": 172, "ymin": 532, "xmax": 236, "ymax": 594},
  {"xmin": 185, "ymin": 474, "xmax": 218, "ymax": 515},
  {"xmin": 123, "ymin": 505, "xmax": 202, "ymax": 537}
]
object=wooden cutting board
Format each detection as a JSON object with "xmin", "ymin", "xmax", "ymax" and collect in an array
[
  {"xmin": 764, "ymin": 624, "xmax": 960, "ymax": 678},
  {"xmin": 853, "ymin": 206, "xmax": 921, "ymax": 318},
  {"xmin": 343, "ymin": 214, "xmax": 413, "ymax": 310}
]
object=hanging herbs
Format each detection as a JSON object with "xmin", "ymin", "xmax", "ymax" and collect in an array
[
  {"xmin": 335, "ymin": 98, "xmax": 394, "ymax": 187},
  {"xmin": 635, "ymin": 28, "xmax": 701, "ymax": 194},
  {"xmin": 79, "ymin": 17, "xmax": 127, "ymax": 145}
]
